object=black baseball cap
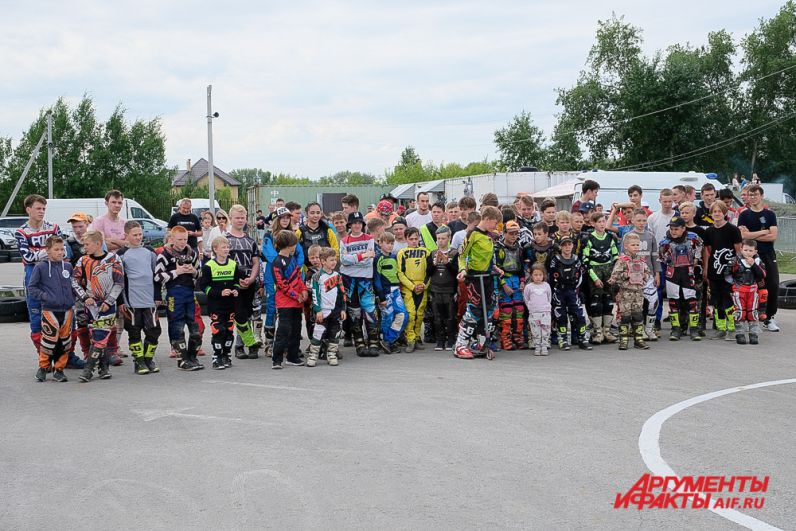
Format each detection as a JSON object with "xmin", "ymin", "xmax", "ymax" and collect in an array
[
  {"xmin": 347, "ymin": 211, "xmax": 365, "ymax": 227},
  {"xmin": 667, "ymin": 216, "xmax": 686, "ymax": 227}
]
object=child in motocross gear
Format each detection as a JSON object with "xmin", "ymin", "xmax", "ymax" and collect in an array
[
  {"xmin": 65, "ymin": 213, "xmax": 92, "ymax": 361},
  {"xmin": 374, "ymin": 232, "xmax": 408, "ymax": 353},
  {"xmin": 428, "ymin": 226, "xmax": 459, "ymax": 350},
  {"xmin": 548, "ymin": 237, "xmax": 591, "ymax": 351},
  {"xmin": 454, "ymin": 206, "xmax": 501, "ymax": 360},
  {"xmin": 339, "ymin": 211, "xmax": 380, "ymax": 357},
  {"xmin": 117, "ymin": 221, "xmax": 163, "ymax": 375},
  {"xmin": 523, "ymin": 263, "xmax": 552, "ymax": 356},
  {"xmin": 727, "ymin": 240, "xmax": 766, "ymax": 345},
  {"xmin": 397, "ymin": 227, "xmax": 432, "ymax": 353},
  {"xmin": 72, "ymin": 230, "xmax": 124, "ymax": 382},
  {"xmin": 703, "ymin": 202, "xmax": 742, "ymax": 341},
  {"xmin": 609, "ymin": 232, "xmax": 651, "ymax": 350},
  {"xmin": 154, "ymin": 226, "xmax": 204, "ymax": 371},
  {"xmin": 658, "ymin": 216, "xmax": 704, "ymax": 341},
  {"xmin": 308, "ymin": 248, "xmax": 347, "ymax": 367},
  {"xmin": 582, "ymin": 212, "xmax": 619, "ymax": 344},
  {"xmin": 27, "ymin": 237, "xmax": 74, "ymax": 382},
  {"xmin": 226, "ymin": 205, "xmax": 262, "ymax": 360},
  {"xmin": 261, "ymin": 208, "xmax": 304, "ymax": 356},
  {"xmin": 303, "ymin": 245, "xmax": 322, "ymax": 353},
  {"xmin": 494, "ymin": 221, "xmax": 526, "ymax": 351},
  {"xmin": 551, "ymin": 211, "xmax": 581, "ymax": 255},
  {"xmin": 622, "ymin": 209, "xmax": 661, "ymax": 341},
  {"xmin": 271, "ymin": 231, "xmax": 308, "ymax": 369},
  {"xmin": 199, "ymin": 236, "xmax": 246, "ymax": 370}
]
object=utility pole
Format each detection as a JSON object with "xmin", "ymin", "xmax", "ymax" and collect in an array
[
  {"xmin": 47, "ymin": 112, "xmax": 53, "ymax": 199},
  {"xmin": 207, "ymin": 85, "xmax": 217, "ymax": 216}
]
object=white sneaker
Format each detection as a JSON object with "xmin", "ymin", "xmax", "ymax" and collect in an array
[{"xmin": 765, "ymin": 318, "xmax": 780, "ymax": 332}]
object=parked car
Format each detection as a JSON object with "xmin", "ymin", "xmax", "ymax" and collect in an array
[
  {"xmin": 0, "ymin": 228, "xmax": 19, "ymax": 250},
  {"xmin": 132, "ymin": 218, "xmax": 168, "ymax": 244},
  {"xmin": 0, "ymin": 216, "xmax": 28, "ymax": 230}
]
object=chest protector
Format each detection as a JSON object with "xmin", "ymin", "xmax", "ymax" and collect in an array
[
  {"xmin": 587, "ymin": 233, "xmax": 614, "ymax": 263},
  {"xmin": 498, "ymin": 243, "xmax": 523, "ymax": 275},
  {"xmin": 552, "ymin": 256, "xmax": 582, "ymax": 289},
  {"xmin": 620, "ymin": 255, "xmax": 646, "ymax": 286}
]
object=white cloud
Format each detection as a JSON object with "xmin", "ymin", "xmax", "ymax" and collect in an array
[{"xmin": 0, "ymin": 0, "xmax": 786, "ymax": 177}]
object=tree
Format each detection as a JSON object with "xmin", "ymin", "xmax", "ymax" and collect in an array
[
  {"xmin": 0, "ymin": 95, "xmax": 171, "ymax": 214},
  {"xmin": 319, "ymin": 170, "xmax": 378, "ymax": 185},
  {"xmin": 493, "ymin": 111, "xmax": 547, "ymax": 171},
  {"xmin": 555, "ymin": 15, "xmax": 740, "ymax": 174},
  {"xmin": 739, "ymin": 1, "xmax": 796, "ymax": 193},
  {"xmin": 229, "ymin": 168, "xmax": 271, "ymax": 199}
]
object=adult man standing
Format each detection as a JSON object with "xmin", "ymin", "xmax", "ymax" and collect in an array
[
  {"xmin": 341, "ymin": 194, "xmax": 360, "ymax": 217},
  {"xmin": 406, "ymin": 192, "xmax": 432, "ymax": 228},
  {"xmin": 90, "ymin": 190, "xmax": 127, "ymax": 251},
  {"xmin": 571, "ymin": 179, "xmax": 600, "ymax": 213},
  {"xmin": 738, "ymin": 184, "xmax": 780, "ymax": 332},
  {"xmin": 168, "ymin": 198, "xmax": 202, "ymax": 251}
]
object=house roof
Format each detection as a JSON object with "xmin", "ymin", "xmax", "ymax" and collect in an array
[{"xmin": 172, "ymin": 158, "xmax": 240, "ymax": 187}]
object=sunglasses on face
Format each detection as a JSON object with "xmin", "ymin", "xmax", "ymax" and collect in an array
[{"xmin": 217, "ymin": 216, "xmax": 227, "ymax": 220}]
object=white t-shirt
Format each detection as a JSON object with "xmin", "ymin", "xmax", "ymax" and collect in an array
[
  {"xmin": 451, "ymin": 229, "xmax": 468, "ymax": 252},
  {"xmin": 647, "ymin": 210, "xmax": 675, "ymax": 244},
  {"xmin": 406, "ymin": 210, "xmax": 432, "ymax": 229}
]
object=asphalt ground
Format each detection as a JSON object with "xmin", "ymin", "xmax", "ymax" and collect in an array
[{"xmin": 0, "ymin": 262, "xmax": 793, "ymax": 530}]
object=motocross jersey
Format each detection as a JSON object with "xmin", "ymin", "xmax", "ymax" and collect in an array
[{"xmin": 548, "ymin": 254, "xmax": 584, "ymax": 292}]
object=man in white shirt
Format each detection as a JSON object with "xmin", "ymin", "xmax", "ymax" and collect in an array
[
  {"xmin": 647, "ymin": 188, "xmax": 676, "ymax": 243},
  {"xmin": 406, "ymin": 192, "xmax": 432, "ymax": 228}
]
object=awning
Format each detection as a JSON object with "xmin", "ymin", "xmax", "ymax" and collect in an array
[
  {"xmin": 415, "ymin": 179, "xmax": 445, "ymax": 194},
  {"xmin": 390, "ymin": 183, "xmax": 416, "ymax": 200},
  {"xmin": 531, "ymin": 179, "xmax": 580, "ymax": 199}
]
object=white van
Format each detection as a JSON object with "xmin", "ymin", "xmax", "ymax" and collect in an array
[
  {"xmin": 171, "ymin": 198, "xmax": 220, "ymax": 218},
  {"xmin": 44, "ymin": 198, "xmax": 166, "ymax": 231},
  {"xmin": 572, "ymin": 171, "xmax": 722, "ymax": 211}
]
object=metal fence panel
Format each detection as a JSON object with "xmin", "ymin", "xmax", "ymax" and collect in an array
[{"xmin": 777, "ymin": 216, "xmax": 796, "ymax": 253}]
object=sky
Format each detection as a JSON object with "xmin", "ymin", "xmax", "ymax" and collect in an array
[{"xmin": 0, "ymin": 0, "xmax": 786, "ymax": 179}]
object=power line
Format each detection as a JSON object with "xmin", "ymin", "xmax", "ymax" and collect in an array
[
  {"xmin": 614, "ymin": 111, "xmax": 796, "ymax": 171},
  {"xmin": 493, "ymin": 62, "xmax": 796, "ymax": 147}
]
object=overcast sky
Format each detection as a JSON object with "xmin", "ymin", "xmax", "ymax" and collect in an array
[{"xmin": 0, "ymin": 1, "xmax": 785, "ymax": 178}]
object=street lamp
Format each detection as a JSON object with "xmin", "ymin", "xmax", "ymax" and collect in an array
[{"xmin": 206, "ymin": 85, "xmax": 219, "ymax": 216}]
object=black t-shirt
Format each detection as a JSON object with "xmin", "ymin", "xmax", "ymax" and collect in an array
[
  {"xmin": 738, "ymin": 208, "xmax": 777, "ymax": 254},
  {"xmin": 686, "ymin": 224, "xmax": 707, "ymax": 243},
  {"xmin": 447, "ymin": 219, "xmax": 467, "ymax": 234},
  {"xmin": 168, "ymin": 212, "xmax": 202, "ymax": 249},
  {"xmin": 704, "ymin": 223, "xmax": 742, "ymax": 280}
]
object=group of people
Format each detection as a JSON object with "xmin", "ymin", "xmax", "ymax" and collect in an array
[{"xmin": 15, "ymin": 177, "xmax": 782, "ymax": 381}]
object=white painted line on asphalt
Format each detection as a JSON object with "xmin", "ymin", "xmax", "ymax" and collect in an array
[
  {"xmin": 132, "ymin": 407, "xmax": 276, "ymax": 427},
  {"xmin": 202, "ymin": 379, "xmax": 318, "ymax": 392},
  {"xmin": 639, "ymin": 378, "xmax": 796, "ymax": 531}
]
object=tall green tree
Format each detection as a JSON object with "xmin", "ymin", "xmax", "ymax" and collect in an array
[
  {"xmin": 0, "ymin": 95, "xmax": 170, "ymax": 214},
  {"xmin": 740, "ymin": 0, "xmax": 796, "ymax": 192},
  {"xmin": 493, "ymin": 111, "xmax": 547, "ymax": 171},
  {"xmin": 555, "ymin": 15, "xmax": 739, "ymax": 173}
]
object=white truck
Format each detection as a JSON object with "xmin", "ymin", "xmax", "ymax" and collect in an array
[
  {"xmin": 439, "ymin": 170, "xmax": 721, "ymax": 211},
  {"xmin": 42, "ymin": 198, "xmax": 166, "ymax": 232}
]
